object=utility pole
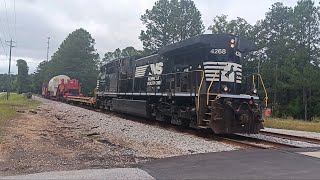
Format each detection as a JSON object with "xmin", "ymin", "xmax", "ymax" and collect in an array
[
  {"xmin": 46, "ymin": 37, "xmax": 50, "ymax": 61},
  {"xmin": 6, "ymin": 39, "xmax": 15, "ymax": 100}
]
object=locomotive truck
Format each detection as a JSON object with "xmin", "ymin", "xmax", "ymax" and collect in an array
[{"xmin": 96, "ymin": 34, "xmax": 268, "ymax": 134}]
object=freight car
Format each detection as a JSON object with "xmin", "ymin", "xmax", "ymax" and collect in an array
[
  {"xmin": 42, "ymin": 75, "xmax": 83, "ymax": 100},
  {"xmin": 96, "ymin": 34, "xmax": 268, "ymax": 134}
]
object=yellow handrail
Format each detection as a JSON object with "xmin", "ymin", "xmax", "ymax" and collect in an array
[
  {"xmin": 206, "ymin": 73, "xmax": 217, "ymax": 105},
  {"xmin": 252, "ymin": 75, "xmax": 256, "ymax": 90},
  {"xmin": 196, "ymin": 70, "xmax": 205, "ymax": 113},
  {"xmin": 251, "ymin": 74, "xmax": 268, "ymax": 108},
  {"xmin": 257, "ymin": 74, "xmax": 268, "ymax": 108}
]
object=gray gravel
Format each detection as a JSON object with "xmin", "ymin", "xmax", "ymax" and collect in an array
[
  {"xmin": 35, "ymin": 97, "xmax": 236, "ymax": 158},
  {"xmin": 34, "ymin": 97, "xmax": 320, "ymax": 152},
  {"xmin": 239, "ymin": 133, "xmax": 320, "ymax": 148},
  {"xmin": 1, "ymin": 168, "xmax": 154, "ymax": 180},
  {"xmin": 263, "ymin": 128, "xmax": 320, "ymax": 140}
]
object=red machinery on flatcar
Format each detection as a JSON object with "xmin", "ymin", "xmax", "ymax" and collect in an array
[
  {"xmin": 42, "ymin": 75, "xmax": 96, "ymax": 106},
  {"xmin": 41, "ymin": 83, "xmax": 49, "ymax": 98},
  {"xmin": 56, "ymin": 79, "xmax": 83, "ymax": 100}
]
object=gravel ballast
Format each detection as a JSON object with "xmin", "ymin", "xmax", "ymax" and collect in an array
[
  {"xmin": 241, "ymin": 133, "xmax": 320, "ymax": 148},
  {"xmin": 263, "ymin": 128, "xmax": 320, "ymax": 140},
  {"xmin": 239, "ymin": 127, "xmax": 320, "ymax": 148},
  {"xmin": 36, "ymin": 97, "xmax": 236, "ymax": 158}
]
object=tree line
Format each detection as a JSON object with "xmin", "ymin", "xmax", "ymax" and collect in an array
[
  {"xmin": 0, "ymin": 0, "xmax": 319, "ymax": 120},
  {"xmin": 0, "ymin": 59, "xmax": 30, "ymax": 94},
  {"xmin": 207, "ymin": 1, "xmax": 320, "ymax": 120}
]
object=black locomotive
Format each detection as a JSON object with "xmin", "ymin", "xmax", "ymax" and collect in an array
[{"xmin": 96, "ymin": 34, "xmax": 265, "ymax": 134}]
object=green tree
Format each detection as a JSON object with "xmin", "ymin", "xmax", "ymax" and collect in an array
[
  {"xmin": 289, "ymin": 0, "xmax": 320, "ymax": 120},
  {"xmin": 102, "ymin": 46, "xmax": 142, "ymax": 63},
  {"xmin": 0, "ymin": 74, "xmax": 9, "ymax": 92},
  {"xmin": 208, "ymin": 15, "xmax": 253, "ymax": 39},
  {"xmin": 139, "ymin": 0, "xmax": 204, "ymax": 52},
  {"xmin": 207, "ymin": 14, "xmax": 257, "ymax": 79},
  {"xmin": 121, "ymin": 46, "xmax": 142, "ymax": 57},
  {"xmin": 258, "ymin": 2, "xmax": 294, "ymax": 117},
  {"xmin": 16, "ymin": 59, "xmax": 29, "ymax": 94},
  {"xmin": 256, "ymin": 0, "xmax": 320, "ymax": 120},
  {"xmin": 33, "ymin": 28, "xmax": 99, "ymax": 95},
  {"xmin": 31, "ymin": 60, "xmax": 51, "ymax": 94},
  {"xmin": 51, "ymin": 28, "xmax": 99, "ymax": 94}
]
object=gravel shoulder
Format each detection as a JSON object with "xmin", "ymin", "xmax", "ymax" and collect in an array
[
  {"xmin": 0, "ymin": 97, "xmax": 236, "ymax": 176},
  {"xmin": 36, "ymin": 97, "xmax": 237, "ymax": 158}
]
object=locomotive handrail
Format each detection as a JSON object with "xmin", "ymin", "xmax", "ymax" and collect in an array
[
  {"xmin": 134, "ymin": 69, "xmax": 204, "ymax": 78},
  {"xmin": 206, "ymin": 72, "xmax": 219, "ymax": 105},
  {"xmin": 257, "ymin": 74, "xmax": 268, "ymax": 107},
  {"xmin": 250, "ymin": 73, "xmax": 268, "ymax": 107},
  {"xmin": 196, "ymin": 70, "xmax": 205, "ymax": 113},
  {"xmin": 252, "ymin": 75, "xmax": 256, "ymax": 90}
]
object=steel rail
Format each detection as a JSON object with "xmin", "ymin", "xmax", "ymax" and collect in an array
[
  {"xmin": 220, "ymin": 134, "xmax": 300, "ymax": 149},
  {"xmin": 260, "ymin": 131, "xmax": 320, "ymax": 145}
]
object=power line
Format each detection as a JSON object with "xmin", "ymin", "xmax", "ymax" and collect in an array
[
  {"xmin": 3, "ymin": 0, "xmax": 13, "ymax": 39},
  {"xmin": 13, "ymin": 0, "xmax": 16, "ymax": 39},
  {"xmin": 0, "ymin": 9, "xmax": 9, "ymax": 54},
  {"xmin": 47, "ymin": 37, "xmax": 50, "ymax": 61},
  {"xmin": 0, "ymin": 37, "xmax": 8, "ymax": 57}
]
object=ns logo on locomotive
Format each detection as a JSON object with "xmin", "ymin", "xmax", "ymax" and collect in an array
[{"xmin": 96, "ymin": 34, "xmax": 268, "ymax": 134}]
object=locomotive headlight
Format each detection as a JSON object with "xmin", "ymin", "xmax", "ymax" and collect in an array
[
  {"xmin": 230, "ymin": 39, "xmax": 235, "ymax": 48},
  {"xmin": 223, "ymin": 86, "xmax": 228, "ymax": 92},
  {"xmin": 253, "ymin": 89, "xmax": 257, "ymax": 94}
]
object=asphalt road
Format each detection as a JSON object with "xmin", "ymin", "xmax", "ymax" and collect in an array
[
  {"xmin": 3, "ymin": 148, "xmax": 320, "ymax": 179},
  {"xmin": 140, "ymin": 147, "xmax": 320, "ymax": 179}
]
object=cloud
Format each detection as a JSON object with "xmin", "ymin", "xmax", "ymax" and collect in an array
[
  {"xmin": 0, "ymin": 54, "xmax": 38, "ymax": 74},
  {"xmin": 0, "ymin": 0, "xmax": 309, "ymax": 74}
]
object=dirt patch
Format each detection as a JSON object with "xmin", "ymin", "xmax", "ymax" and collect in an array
[{"xmin": 0, "ymin": 105, "xmax": 153, "ymax": 176}]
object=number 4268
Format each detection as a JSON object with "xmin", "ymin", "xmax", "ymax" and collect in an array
[{"xmin": 210, "ymin": 49, "xmax": 227, "ymax": 54}]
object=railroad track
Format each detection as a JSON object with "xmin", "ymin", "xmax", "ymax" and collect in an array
[
  {"xmin": 260, "ymin": 131, "xmax": 320, "ymax": 145},
  {"xmin": 217, "ymin": 134, "xmax": 300, "ymax": 149},
  {"xmin": 49, "ymin": 98, "xmax": 302, "ymax": 150},
  {"xmin": 77, "ymin": 103, "xmax": 295, "ymax": 150}
]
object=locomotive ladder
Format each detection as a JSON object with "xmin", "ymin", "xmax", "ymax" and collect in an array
[
  {"xmin": 198, "ymin": 98, "xmax": 222, "ymax": 128},
  {"xmin": 197, "ymin": 71, "xmax": 219, "ymax": 128},
  {"xmin": 197, "ymin": 73, "xmax": 269, "ymax": 129}
]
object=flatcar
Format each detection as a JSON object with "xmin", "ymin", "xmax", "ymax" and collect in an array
[
  {"xmin": 42, "ymin": 75, "xmax": 83, "ymax": 100},
  {"xmin": 96, "ymin": 34, "xmax": 267, "ymax": 134}
]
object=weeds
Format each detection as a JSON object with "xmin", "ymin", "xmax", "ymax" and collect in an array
[
  {"xmin": 264, "ymin": 117, "xmax": 320, "ymax": 133},
  {"xmin": 0, "ymin": 93, "xmax": 40, "ymax": 124}
]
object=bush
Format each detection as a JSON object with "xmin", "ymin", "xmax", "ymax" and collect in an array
[{"xmin": 25, "ymin": 92, "xmax": 32, "ymax": 99}]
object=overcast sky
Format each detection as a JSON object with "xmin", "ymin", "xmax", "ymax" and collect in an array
[{"xmin": 0, "ymin": 0, "xmax": 314, "ymax": 74}]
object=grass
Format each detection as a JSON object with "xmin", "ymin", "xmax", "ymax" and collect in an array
[
  {"xmin": 264, "ymin": 117, "xmax": 320, "ymax": 133},
  {"xmin": 0, "ymin": 93, "xmax": 40, "ymax": 124}
]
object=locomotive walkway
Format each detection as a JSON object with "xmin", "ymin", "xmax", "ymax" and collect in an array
[{"xmin": 2, "ymin": 147, "xmax": 320, "ymax": 179}]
